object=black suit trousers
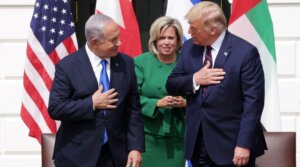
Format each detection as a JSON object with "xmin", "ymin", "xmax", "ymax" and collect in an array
[
  {"xmin": 96, "ymin": 143, "xmax": 115, "ymax": 167},
  {"xmin": 191, "ymin": 126, "xmax": 255, "ymax": 167}
]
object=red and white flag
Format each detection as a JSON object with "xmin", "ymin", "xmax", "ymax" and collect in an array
[
  {"xmin": 95, "ymin": 0, "xmax": 142, "ymax": 57},
  {"xmin": 20, "ymin": 0, "xmax": 78, "ymax": 143}
]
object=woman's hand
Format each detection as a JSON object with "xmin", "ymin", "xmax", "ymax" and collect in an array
[
  {"xmin": 172, "ymin": 96, "xmax": 186, "ymax": 108},
  {"xmin": 157, "ymin": 96, "xmax": 175, "ymax": 108},
  {"xmin": 157, "ymin": 96, "xmax": 186, "ymax": 108}
]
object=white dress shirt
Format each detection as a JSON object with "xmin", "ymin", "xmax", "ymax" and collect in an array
[
  {"xmin": 193, "ymin": 30, "xmax": 226, "ymax": 91},
  {"xmin": 85, "ymin": 44, "xmax": 111, "ymax": 85}
]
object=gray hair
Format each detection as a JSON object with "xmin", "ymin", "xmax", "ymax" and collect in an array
[
  {"xmin": 185, "ymin": 1, "xmax": 227, "ymax": 32},
  {"xmin": 148, "ymin": 16, "xmax": 183, "ymax": 55},
  {"xmin": 85, "ymin": 14, "xmax": 114, "ymax": 43}
]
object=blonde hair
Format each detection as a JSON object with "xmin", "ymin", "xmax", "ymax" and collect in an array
[
  {"xmin": 185, "ymin": 1, "xmax": 227, "ymax": 32},
  {"xmin": 148, "ymin": 16, "xmax": 183, "ymax": 55}
]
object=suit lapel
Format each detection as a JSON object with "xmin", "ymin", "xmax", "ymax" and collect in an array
[
  {"xmin": 108, "ymin": 54, "xmax": 124, "ymax": 115},
  {"xmin": 191, "ymin": 44, "xmax": 205, "ymax": 72},
  {"xmin": 202, "ymin": 31, "xmax": 232, "ymax": 101},
  {"xmin": 110, "ymin": 54, "xmax": 123, "ymax": 92},
  {"xmin": 76, "ymin": 48, "xmax": 98, "ymax": 93},
  {"xmin": 213, "ymin": 32, "xmax": 232, "ymax": 69}
]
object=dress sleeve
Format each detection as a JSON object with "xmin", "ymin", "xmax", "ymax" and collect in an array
[{"xmin": 134, "ymin": 57, "xmax": 159, "ymax": 118}]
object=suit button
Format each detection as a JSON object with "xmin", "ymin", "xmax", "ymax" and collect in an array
[{"xmin": 157, "ymin": 87, "xmax": 161, "ymax": 90}]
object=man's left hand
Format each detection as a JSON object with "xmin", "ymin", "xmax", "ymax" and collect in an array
[
  {"xmin": 232, "ymin": 146, "xmax": 250, "ymax": 167},
  {"xmin": 126, "ymin": 150, "xmax": 142, "ymax": 167}
]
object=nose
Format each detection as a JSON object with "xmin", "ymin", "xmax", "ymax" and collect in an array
[{"xmin": 161, "ymin": 38, "xmax": 171, "ymax": 45}]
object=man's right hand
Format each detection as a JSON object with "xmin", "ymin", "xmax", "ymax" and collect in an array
[
  {"xmin": 194, "ymin": 61, "xmax": 226, "ymax": 86},
  {"xmin": 92, "ymin": 85, "xmax": 118, "ymax": 109}
]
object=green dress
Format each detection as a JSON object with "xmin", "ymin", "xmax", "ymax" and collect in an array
[{"xmin": 134, "ymin": 52, "xmax": 185, "ymax": 167}]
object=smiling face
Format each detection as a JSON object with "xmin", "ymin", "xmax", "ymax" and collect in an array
[
  {"xmin": 156, "ymin": 26, "xmax": 179, "ymax": 58},
  {"xmin": 93, "ymin": 21, "xmax": 121, "ymax": 58}
]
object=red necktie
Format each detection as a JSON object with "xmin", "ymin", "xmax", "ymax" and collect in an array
[
  {"xmin": 201, "ymin": 46, "xmax": 212, "ymax": 96},
  {"xmin": 203, "ymin": 46, "xmax": 212, "ymax": 67}
]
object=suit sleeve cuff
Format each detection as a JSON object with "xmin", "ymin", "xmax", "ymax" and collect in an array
[{"xmin": 193, "ymin": 73, "xmax": 200, "ymax": 92}]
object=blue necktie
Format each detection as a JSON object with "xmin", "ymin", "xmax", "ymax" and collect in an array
[{"xmin": 100, "ymin": 59, "xmax": 109, "ymax": 143}]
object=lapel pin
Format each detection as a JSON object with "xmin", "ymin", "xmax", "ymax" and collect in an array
[
  {"xmin": 116, "ymin": 63, "xmax": 119, "ymax": 67},
  {"xmin": 224, "ymin": 52, "xmax": 228, "ymax": 56}
]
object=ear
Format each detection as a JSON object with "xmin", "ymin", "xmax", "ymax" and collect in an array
[
  {"xmin": 89, "ymin": 38, "xmax": 99, "ymax": 49},
  {"xmin": 91, "ymin": 38, "xmax": 99, "ymax": 45},
  {"xmin": 210, "ymin": 26, "xmax": 217, "ymax": 36}
]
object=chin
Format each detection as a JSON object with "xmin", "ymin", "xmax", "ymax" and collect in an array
[
  {"xmin": 162, "ymin": 52, "xmax": 172, "ymax": 56},
  {"xmin": 111, "ymin": 53, "xmax": 118, "ymax": 57},
  {"xmin": 192, "ymin": 40, "xmax": 199, "ymax": 45},
  {"xmin": 111, "ymin": 50, "xmax": 118, "ymax": 56}
]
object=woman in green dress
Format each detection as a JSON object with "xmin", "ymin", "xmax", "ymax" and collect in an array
[{"xmin": 134, "ymin": 16, "xmax": 186, "ymax": 167}]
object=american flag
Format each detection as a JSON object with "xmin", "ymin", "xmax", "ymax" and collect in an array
[{"xmin": 20, "ymin": 0, "xmax": 78, "ymax": 143}]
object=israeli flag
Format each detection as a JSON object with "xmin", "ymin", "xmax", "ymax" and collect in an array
[{"xmin": 166, "ymin": 0, "xmax": 202, "ymax": 41}]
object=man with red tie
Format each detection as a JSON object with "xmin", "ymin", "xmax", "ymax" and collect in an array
[{"xmin": 166, "ymin": 2, "xmax": 267, "ymax": 167}]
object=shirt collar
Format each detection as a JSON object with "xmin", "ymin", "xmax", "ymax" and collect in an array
[
  {"xmin": 85, "ymin": 44, "xmax": 110, "ymax": 68},
  {"xmin": 210, "ymin": 30, "xmax": 226, "ymax": 52}
]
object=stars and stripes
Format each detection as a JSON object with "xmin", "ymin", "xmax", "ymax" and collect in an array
[{"xmin": 21, "ymin": 0, "xmax": 78, "ymax": 143}]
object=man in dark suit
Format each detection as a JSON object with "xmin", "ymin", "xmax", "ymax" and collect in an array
[
  {"xmin": 48, "ymin": 14, "xmax": 145, "ymax": 167},
  {"xmin": 166, "ymin": 2, "xmax": 266, "ymax": 167}
]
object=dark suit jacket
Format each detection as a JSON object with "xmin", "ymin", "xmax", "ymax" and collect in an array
[
  {"xmin": 166, "ymin": 31, "xmax": 267, "ymax": 165},
  {"xmin": 48, "ymin": 47, "xmax": 145, "ymax": 167}
]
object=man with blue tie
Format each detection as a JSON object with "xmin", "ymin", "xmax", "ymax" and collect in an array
[
  {"xmin": 48, "ymin": 14, "xmax": 145, "ymax": 167},
  {"xmin": 166, "ymin": 2, "xmax": 267, "ymax": 167}
]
